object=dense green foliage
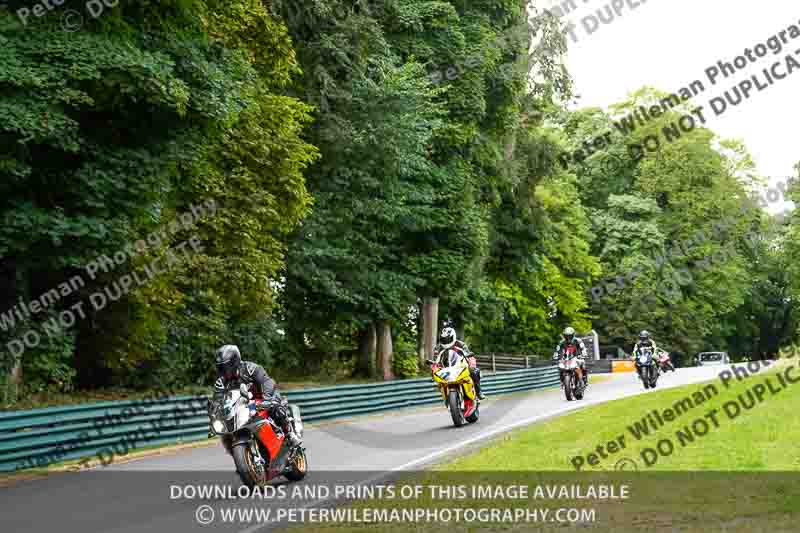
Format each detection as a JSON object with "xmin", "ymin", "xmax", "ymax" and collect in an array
[{"xmin": 0, "ymin": 1, "xmax": 796, "ymax": 402}]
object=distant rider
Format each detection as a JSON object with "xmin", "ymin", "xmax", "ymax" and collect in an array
[
  {"xmin": 631, "ymin": 330, "xmax": 658, "ymax": 361},
  {"xmin": 656, "ymin": 348, "xmax": 675, "ymax": 372},
  {"xmin": 434, "ymin": 327, "xmax": 485, "ymax": 400},
  {"xmin": 631, "ymin": 330, "xmax": 661, "ymax": 379},
  {"xmin": 552, "ymin": 327, "xmax": 589, "ymax": 386},
  {"xmin": 212, "ymin": 344, "xmax": 301, "ymax": 448}
]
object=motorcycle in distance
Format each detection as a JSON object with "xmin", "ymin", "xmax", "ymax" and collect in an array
[
  {"xmin": 657, "ymin": 349, "xmax": 675, "ymax": 372},
  {"xmin": 426, "ymin": 349, "xmax": 480, "ymax": 427},
  {"xmin": 557, "ymin": 344, "xmax": 586, "ymax": 401},
  {"xmin": 635, "ymin": 347, "xmax": 660, "ymax": 389},
  {"xmin": 208, "ymin": 384, "xmax": 307, "ymax": 488}
]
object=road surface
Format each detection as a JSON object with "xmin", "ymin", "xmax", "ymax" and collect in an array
[{"xmin": 1, "ymin": 363, "xmax": 769, "ymax": 532}]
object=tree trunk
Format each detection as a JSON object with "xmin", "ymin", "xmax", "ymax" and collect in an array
[
  {"xmin": 376, "ymin": 321, "xmax": 394, "ymax": 381},
  {"xmin": 416, "ymin": 300, "xmax": 425, "ymax": 369},
  {"xmin": 357, "ymin": 323, "xmax": 377, "ymax": 377},
  {"xmin": 5, "ymin": 265, "xmax": 25, "ymax": 398},
  {"xmin": 9, "ymin": 355, "xmax": 22, "ymax": 383},
  {"xmin": 454, "ymin": 315, "xmax": 465, "ymax": 341},
  {"xmin": 421, "ymin": 296, "xmax": 439, "ymax": 361}
]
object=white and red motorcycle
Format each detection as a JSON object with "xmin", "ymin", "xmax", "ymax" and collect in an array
[
  {"xmin": 556, "ymin": 345, "xmax": 586, "ymax": 401},
  {"xmin": 657, "ymin": 350, "xmax": 675, "ymax": 372}
]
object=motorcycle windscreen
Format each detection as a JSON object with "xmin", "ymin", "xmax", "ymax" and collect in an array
[
  {"xmin": 448, "ymin": 350, "xmax": 461, "ymax": 367},
  {"xmin": 235, "ymin": 403, "xmax": 250, "ymax": 428}
]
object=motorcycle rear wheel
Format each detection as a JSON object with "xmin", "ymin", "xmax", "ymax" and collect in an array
[
  {"xmin": 448, "ymin": 390, "xmax": 465, "ymax": 427},
  {"xmin": 285, "ymin": 448, "xmax": 308, "ymax": 481}
]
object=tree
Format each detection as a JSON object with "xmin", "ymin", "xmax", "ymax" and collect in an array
[{"xmin": 0, "ymin": 0, "xmax": 317, "ymax": 390}]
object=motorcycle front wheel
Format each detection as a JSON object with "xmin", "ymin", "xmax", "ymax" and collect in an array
[
  {"xmin": 448, "ymin": 389, "xmax": 465, "ymax": 427},
  {"xmin": 232, "ymin": 441, "xmax": 266, "ymax": 489},
  {"xmin": 574, "ymin": 374, "xmax": 584, "ymax": 400},
  {"xmin": 650, "ymin": 367, "xmax": 659, "ymax": 388},
  {"xmin": 564, "ymin": 372, "xmax": 574, "ymax": 401}
]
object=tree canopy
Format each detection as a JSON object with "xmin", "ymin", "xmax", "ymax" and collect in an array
[{"xmin": 0, "ymin": 1, "xmax": 796, "ymax": 400}]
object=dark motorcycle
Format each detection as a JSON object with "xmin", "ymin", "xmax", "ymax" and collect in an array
[
  {"xmin": 208, "ymin": 384, "xmax": 307, "ymax": 488},
  {"xmin": 635, "ymin": 347, "xmax": 659, "ymax": 389}
]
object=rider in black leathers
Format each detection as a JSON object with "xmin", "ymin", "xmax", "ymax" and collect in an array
[
  {"xmin": 631, "ymin": 330, "xmax": 659, "ymax": 377},
  {"xmin": 212, "ymin": 344, "xmax": 301, "ymax": 448},
  {"xmin": 631, "ymin": 330, "xmax": 658, "ymax": 360}
]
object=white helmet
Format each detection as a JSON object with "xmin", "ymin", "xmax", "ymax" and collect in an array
[{"xmin": 439, "ymin": 327, "xmax": 456, "ymax": 349}]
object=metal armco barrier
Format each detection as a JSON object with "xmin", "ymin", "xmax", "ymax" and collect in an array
[
  {"xmin": 587, "ymin": 359, "xmax": 613, "ymax": 373},
  {"xmin": 0, "ymin": 366, "xmax": 559, "ymax": 472},
  {"xmin": 476, "ymin": 354, "xmax": 613, "ymax": 374},
  {"xmin": 475, "ymin": 354, "xmax": 550, "ymax": 372}
]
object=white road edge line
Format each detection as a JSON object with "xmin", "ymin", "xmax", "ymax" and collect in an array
[
  {"xmin": 237, "ymin": 369, "xmax": 708, "ymax": 533},
  {"xmin": 238, "ymin": 402, "xmax": 589, "ymax": 533},
  {"xmin": 237, "ymin": 362, "xmax": 776, "ymax": 532}
]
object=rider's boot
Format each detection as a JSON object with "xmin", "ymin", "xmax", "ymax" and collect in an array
[
  {"xmin": 475, "ymin": 380, "xmax": 486, "ymax": 400},
  {"xmin": 472, "ymin": 368, "xmax": 486, "ymax": 400}
]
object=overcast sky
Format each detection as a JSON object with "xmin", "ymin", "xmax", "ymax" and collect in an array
[{"xmin": 543, "ymin": 0, "xmax": 798, "ymax": 214}]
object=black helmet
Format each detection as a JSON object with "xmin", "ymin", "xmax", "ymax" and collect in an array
[
  {"xmin": 563, "ymin": 326, "xmax": 575, "ymax": 341},
  {"xmin": 215, "ymin": 344, "xmax": 241, "ymax": 380},
  {"xmin": 639, "ymin": 330, "xmax": 650, "ymax": 341}
]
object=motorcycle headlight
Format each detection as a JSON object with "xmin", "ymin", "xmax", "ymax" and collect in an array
[{"xmin": 212, "ymin": 419, "xmax": 226, "ymax": 434}]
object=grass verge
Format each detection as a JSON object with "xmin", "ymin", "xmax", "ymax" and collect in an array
[{"xmin": 298, "ymin": 361, "xmax": 800, "ymax": 532}]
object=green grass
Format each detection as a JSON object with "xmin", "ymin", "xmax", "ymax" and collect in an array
[
  {"xmin": 446, "ymin": 360, "xmax": 800, "ymax": 472},
  {"xmin": 299, "ymin": 361, "xmax": 800, "ymax": 532}
]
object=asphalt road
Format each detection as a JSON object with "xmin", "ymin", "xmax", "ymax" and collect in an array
[{"xmin": 0, "ymin": 363, "xmax": 771, "ymax": 533}]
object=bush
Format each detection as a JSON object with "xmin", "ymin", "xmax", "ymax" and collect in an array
[
  {"xmin": 20, "ymin": 321, "xmax": 77, "ymax": 394},
  {"xmin": 392, "ymin": 352, "xmax": 420, "ymax": 379}
]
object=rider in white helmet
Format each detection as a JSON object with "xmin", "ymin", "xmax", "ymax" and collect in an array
[
  {"xmin": 552, "ymin": 326, "xmax": 589, "ymax": 386},
  {"xmin": 433, "ymin": 326, "xmax": 485, "ymax": 400}
]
